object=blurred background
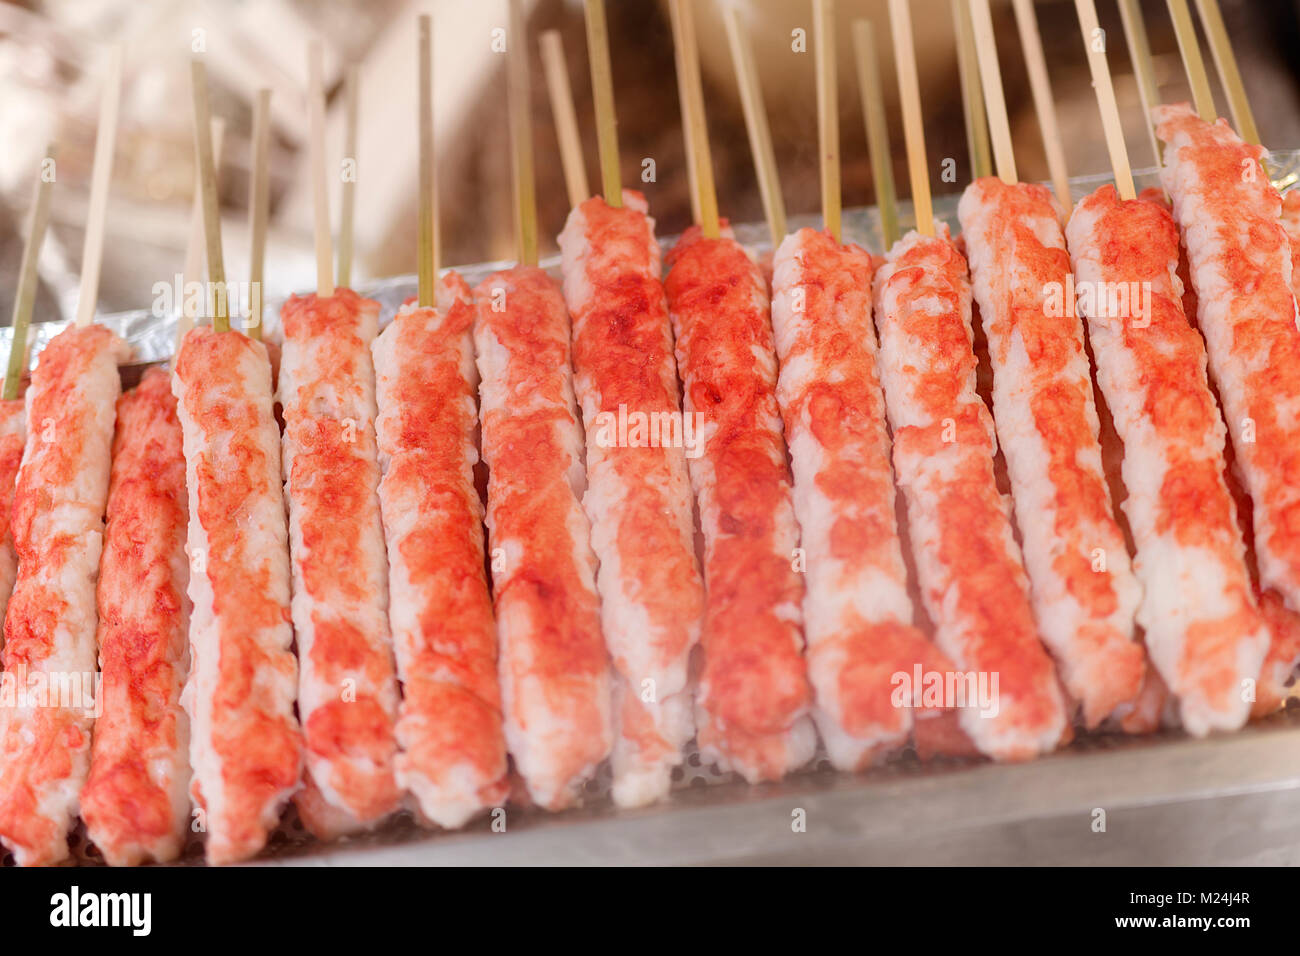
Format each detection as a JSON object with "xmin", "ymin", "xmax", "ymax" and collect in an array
[{"xmin": 0, "ymin": 0, "xmax": 1297, "ymax": 325}]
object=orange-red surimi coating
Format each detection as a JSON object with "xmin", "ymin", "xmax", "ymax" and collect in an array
[
  {"xmin": 558, "ymin": 191, "xmax": 703, "ymax": 807},
  {"xmin": 1156, "ymin": 104, "xmax": 1300, "ymax": 614},
  {"xmin": 173, "ymin": 327, "xmax": 300, "ymax": 865},
  {"xmin": 279, "ymin": 289, "xmax": 399, "ymax": 830},
  {"xmin": 374, "ymin": 272, "xmax": 508, "ymax": 826},
  {"xmin": 1066, "ymin": 185, "xmax": 1268, "ymax": 734},
  {"xmin": 0, "ymin": 398, "xmax": 23, "ymax": 646},
  {"xmin": 874, "ymin": 231, "xmax": 1066, "ymax": 760},
  {"xmin": 0, "ymin": 323, "xmax": 128, "ymax": 866},
  {"xmin": 770, "ymin": 228, "xmax": 952, "ymax": 769},
  {"xmin": 81, "ymin": 367, "xmax": 191, "ymax": 866},
  {"xmin": 665, "ymin": 225, "xmax": 814, "ymax": 782},
  {"xmin": 474, "ymin": 265, "xmax": 611, "ymax": 809},
  {"xmin": 958, "ymin": 178, "xmax": 1143, "ymax": 727}
]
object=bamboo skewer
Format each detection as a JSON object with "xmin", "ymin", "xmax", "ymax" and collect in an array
[
  {"xmin": 953, "ymin": 0, "xmax": 992, "ymax": 180},
  {"xmin": 508, "ymin": 0, "xmax": 539, "ymax": 267},
  {"xmin": 1117, "ymin": 0, "xmax": 1163, "ymax": 167},
  {"xmin": 4, "ymin": 148, "xmax": 57, "ymax": 401},
  {"xmin": 1194, "ymin": 0, "xmax": 1259, "ymax": 145},
  {"xmin": 1011, "ymin": 0, "xmax": 1072, "ymax": 211},
  {"xmin": 969, "ymin": 0, "xmax": 1017, "ymax": 184},
  {"xmin": 540, "ymin": 30, "xmax": 591, "ymax": 208},
  {"xmin": 888, "ymin": 0, "xmax": 934, "ymax": 237},
  {"xmin": 177, "ymin": 118, "xmax": 225, "ymax": 350},
  {"xmin": 337, "ymin": 66, "xmax": 360, "ymax": 288},
  {"xmin": 308, "ymin": 40, "xmax": 334, "ymax": 297},
  {"xmin": 190, "ymin": 61, "xmax": 230, "ymax": 334},
  {"xmin": 583, "ymin": 0, "xmax": 622, "ymax": 207},
  {"xmin": 1167, "ymin": 0, "xmax": 1216, "ymax": 122},
  {"xmin": 852, "ymin": 19, "xmax": 898, "ymax": 248},
  {"xmin": 247, "ymin": 92, "xmax": 270, "ymax": 340},
  {"xmin": 813, "ymin": 0, "xmax": 841, "ymax": 243},
  {"xmin": 669, "ymin": 0, "xmax": 719, "ymax": 238},
  {"xmin": 417, "ymin": 14, "xmax": 436, "ymax": 307},
  {"xmin": 667, "ymin": 0, "xmax": 701, "ymax": 224},
  {"xmin": 723, "ymin": 5, "xmax": 786, "ymax": 249},
  {"xmin": 74, "ymin": 44, "xmax": 122, "ymax": 328},
  {"xmin": 1075, "ymin": 0, "xmax": 1137, "ymax": 201}
]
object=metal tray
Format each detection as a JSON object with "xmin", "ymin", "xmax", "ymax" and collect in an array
[{"xmin": 8, "ymin": 153, "xmax": 1300, "ymax": 867}]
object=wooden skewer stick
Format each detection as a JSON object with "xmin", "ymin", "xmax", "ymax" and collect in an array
[
  {"xmin": 583, "ymin": 0, "xmax": 622, "ymax": 207},
  {"xmin": 1075, "ymin": 0, "xmax": 1137, "ymax": 201},
  {"xmin": 417, "ymin": 14, "xmax": 436, "ymax": 307},
  {"xmin": 540, "ymin": 30, "xmax": 591, "ymax": 207},
  {"xmin": 178, "ymin": 118, "xmax": 225, "ymax": 351},
  {"xmin": 308, "ymin": 40, "xmax": 334, "ymax": 297},
  {"xmin": 888, "ymin": 0, "xmax": 934, "ymax": 238},
  {"xmin": 667, "ymin": 0, "xmax": 701, "ymax": 225},
  {"xmin": 508, "ymin": 0, "xmax": 539, "ymax": 267},
  {"xmin": 852, "ymin": 19, "xmax": 899, "ymax": 248},
  {"xmin": 337, "ymin": 66, "xmax": 360, "ymax": 288},
  {"xmin": 1194, "ymin": 0, "xmax": 1259, "ymax": 144},
  {"xmin": 1166, "ymin": 0, "xmax": 1216, "ymax": 122},
  {"xmin": 5, "ymin": 147, "xmax": 57, "ymax": 401},
  {"xmin": 191, "ymin": 60, "xmax": 230, "ymax": 334},
  {"xmin": 1116, "ymin": 0, "xmax": 1163, "ymax": 167},
  {"xmin": 75, "ymin": 44, "xmax": 122, "ymax": 328},
  {"xmin": 669, "ymin": 0, "xmax": 720, "ymax": 238},
  {"xmin": 953, "ymin": 0, "xmax": 992, "ymax": 180},
  {"xmin": 969, "ymin": 0, "xmax": 1017, "ymax": 184},
  {"xmin": 813, "ymin": 0, "xmax": 841, "ymax": 243},
  {"xmin": 1011, "ymin": 0, "xmax": 1071, "ymax": 210},
  {"xmin": 723, "ymin": 5, "xmax": 786, "ymax": 249},
  {"xmin": 247, "ymin": 92, "xmax": 270, "ymax": 341}
]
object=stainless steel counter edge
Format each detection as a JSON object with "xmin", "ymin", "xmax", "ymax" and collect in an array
[{"xmin": 259, "ymin": 719, "xmax": 1300, "ymax": 866}]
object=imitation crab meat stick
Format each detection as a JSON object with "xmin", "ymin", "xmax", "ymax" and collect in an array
[
  {"xmin": 557, "ymin": 0, "xmax": 702, "ymax": 805},
  {"xmin": 960, "ymin": 0, "xmax": 1143, "ymax": 727},
  {"xmin": 757, "ymin": 3, "xmax": 942, "ymax": 768},
  {"xmin": 477, "ymin": 1, "xmax": 610, "ymax": 809},
  {"xmin": 279, "ymin": 44, "xmax": 399, "ymax": 836},
  {"xmin": 375, "ymin": 275, "xmax": 508, "ymax": 825},
  {"xmin": 0, "ymin": 53, "xmax": 130, "ymax": 866},
  {"xmin": 369, "ymin": 15, "xmax": 507, "ymax": 827},
  {"xmin": 173, "ymin": 61, "xmax": 300, "ymax": 865},
  {"xmin": 1153, "ymin": 106, "xmax": 1300, "ymax": 614},
  {"xmin": 874, "ymin": 0, "xmax": 1064, "ymax": 760},
  {"xmin": 475, "ymin": 267, "xmax": 611, "ymax": 809},
  {"xmin": 1062, "ymin": 0, "xmax": 1266, "ymax": 734},
  {"xmin": 80, "ymin": 368, "xmax": 191, "ymax": 864},
  {"xmin": 662, "ymin": 0, "xmax": 812, "ymax": 781}
]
